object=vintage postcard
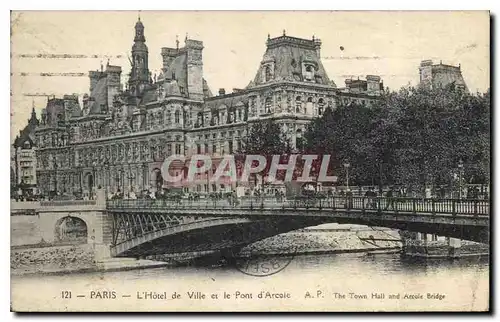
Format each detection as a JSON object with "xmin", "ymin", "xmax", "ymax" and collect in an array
[{"xmin": 10, "ymin": 11, "xmax": 490, "ymax": 312}]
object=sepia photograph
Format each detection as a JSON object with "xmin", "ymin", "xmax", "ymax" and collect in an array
[{"xmin": 9, "ymin": 10, "xmax": 490, "ymax": 312}]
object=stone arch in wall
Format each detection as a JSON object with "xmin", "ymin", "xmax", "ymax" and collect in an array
[{"xmin": 54, "ymin": 215, "xmax": 88, "ymax": 244}]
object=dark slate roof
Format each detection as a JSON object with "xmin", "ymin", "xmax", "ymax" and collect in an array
[
  {"xmin": 71, "ymin": 105, "xmax": 83, "ymax": 118},
  {"xmin": 164, "ymin": 80, "xmax": 182, "ymax": 97},
  {"xmin": 89, "ymin": 75, "xmax": 108, "ymax": 114},
  {"xmin": 250, "ymin": 35, "xmax": 332, "ymax": 87},
  {"xmin": 431, "ymin": 64, "xmax": 468, "ymax": 92},
  {"xmin": 14, "ymin": 109, "xmax": 39, "ymax": 148},
  {"xmin": 164, "ymin": 52, "xmax": 188, "ymax": 92},
  {"xmin": 140, "ymin": 86, "xmax": 158, "ymax": 104}
]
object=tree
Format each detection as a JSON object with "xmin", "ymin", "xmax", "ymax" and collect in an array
[
  {"xmin": 237, "ymin": 119, "xmax": 291, "ymax": 186},
  {"xmin": 303, "ymin": 85, "xmax": 490, "ymax": 193},
  {"xmin": 304, "ymin": 103, "xmax": 388, "ymax": 187},
  {"xmin": 239, "ymin": 119, "xmax": 291, "ymax": 155}
]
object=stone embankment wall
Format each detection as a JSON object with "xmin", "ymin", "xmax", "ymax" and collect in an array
[{"xmin": 11, "ymin": 244, "xmax": 97, "ymax": 275}]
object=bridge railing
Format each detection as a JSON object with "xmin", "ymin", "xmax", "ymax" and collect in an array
[{"xmin": 106, "ymin": 196, "xmax": 489, "ymax": 216}]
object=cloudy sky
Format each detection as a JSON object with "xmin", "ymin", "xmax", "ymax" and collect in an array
[{"xmin": 10, "ymin": 11, "xmax": 490, "ymax": 138}]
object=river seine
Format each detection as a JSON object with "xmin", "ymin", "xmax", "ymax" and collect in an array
[{"xmin": 11, "ymin": 253, "xmax": 489, "ymax": 312}]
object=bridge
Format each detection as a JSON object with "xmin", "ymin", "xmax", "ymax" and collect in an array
[{"xmin": 106, "ymin": 196, "xmax": 490, "ymax": 257}]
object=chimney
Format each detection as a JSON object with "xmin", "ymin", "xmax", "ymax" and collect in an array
[{"xmin": 218, "ymin": 88, "xmax": 226, "ymax": 96}]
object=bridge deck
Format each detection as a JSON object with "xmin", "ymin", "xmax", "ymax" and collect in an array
[
  {"xmin": 107, "ymin": 196, "xmax": 489, "ymax": 217},
  {"xmin": 106, "ymin": 197, "xmax": 490, "ymax": 255}
]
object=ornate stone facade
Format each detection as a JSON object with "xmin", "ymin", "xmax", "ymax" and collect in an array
[{"xmin": 34, "ymin": 19, "xmax": 382, "ymax": 196}]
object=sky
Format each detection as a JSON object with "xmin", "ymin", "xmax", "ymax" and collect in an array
[{"xmin": 10, "ymin": 11, "xmax": 490, "ymax": 139}]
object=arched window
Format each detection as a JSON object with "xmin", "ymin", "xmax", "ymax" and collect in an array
[
  {"xmin": 265, "ymin": 97, "xmax": 272, "ymax": 113},
  {"xmin": 305, "ymin": 65, "xmax": 314, "ymax": 81},
  {"xmin": 296, "ymin": 128, "xmax": 304, "ymax": 150},
  {"xmin": 174, "ymin": 110, "xmax": 180, "ymax": 124},
  {"xmin": 318, "ymin": 98, "xmax": 325, "ymax": 116},
  {"xmin": 295, "ymin": 96, "xmax": 302, "ymax": 113},
  {"xmin": 196, "ymin": 112, "xmax": 204, "ymax": 127},
  {"xmin": 159, "ymin": 111, "xmax": 164, "ymax": 125},
  {"xmin": 305, "ymin": 97, "xmax": 314, "ymax": 114}
]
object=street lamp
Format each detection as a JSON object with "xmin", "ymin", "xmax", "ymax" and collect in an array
[
  {"xmin": 343, "ymin": 163, "xmax": 350, "ymax": 191},
  {"xmin": 458, "ymin": 159, "xmax": 464, "ymax": 199}
]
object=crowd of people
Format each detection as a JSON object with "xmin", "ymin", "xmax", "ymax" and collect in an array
[{"xmin": 12, "ymin": 183, "xmax": 489, "ymax": 204}]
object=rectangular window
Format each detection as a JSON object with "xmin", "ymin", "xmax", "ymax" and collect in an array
[
  {"xmin": 228, "ymin": 141, "xmax": 233, "ymax": 154},
  {"xmin": 175, "ymin": 144, "xmax": 182, "ymax": 154},
  {"xmin": 197, "ymin": 144, "xmax": 201, "ymax": 154},
  {"xmin": 212, "ymin": 144, "xmax": 217, "ymax": 154},
  {"xmin": 204, "ymin": 143, "xmax": 209, "ymax": 154}
]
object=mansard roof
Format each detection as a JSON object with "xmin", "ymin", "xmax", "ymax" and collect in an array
[
  {"xmin": 249, "ymin": 34, "xmax": 333, "ymax": 88},
  {"xmin": 163, "ymin": 51, "xmax": 188, "ymax": 92},
  {"xmin": 88, "ymin": 75, "xmax": 108, "ymax": 115},
  {"xmin": 14, "ymin": 108, "xmax": 38, "ymax": 148}
]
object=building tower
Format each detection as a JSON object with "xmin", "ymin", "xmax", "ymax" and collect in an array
[{"xmin": 128, "ymin": 17, "xmax": 150, "ymax": 98}]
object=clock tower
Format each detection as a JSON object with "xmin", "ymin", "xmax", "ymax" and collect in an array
[{"xmin": 128, "ymin": 17, "xmax": 150, "ymax": 98}]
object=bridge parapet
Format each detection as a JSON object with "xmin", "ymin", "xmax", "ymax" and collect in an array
[
  {"xmin": 105, "ymin": 196, "xmax": 490, "ymax": 256},
  {"xmin": 107, "ymin": 196, "xmax": 490, "ymax": 217}
]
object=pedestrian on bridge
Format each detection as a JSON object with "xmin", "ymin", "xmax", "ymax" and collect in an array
[
  {"xmin": 365, "ymin": 187, "xmax": 377, "ymax": 209},
  {"xmin": 384, "ymin": 187, "xmax": 395, "ymax": 210},
  {"xmin": 345, "ymin": 189, "xmax": 353, "ymax": 209}
]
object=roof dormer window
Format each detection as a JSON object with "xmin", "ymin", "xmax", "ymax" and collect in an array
[
  {"xmin": 265, "ymin": 66, "xmax": 272, "ymax": 81},
  {"xmin": 262, "ymin": 62, "xmax": 275, "ymax": 83},
  {"xmin": 305, "ymin": 65, "xmax": 314, "ymax": 81}
]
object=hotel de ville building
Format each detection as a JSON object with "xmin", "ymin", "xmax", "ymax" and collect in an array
[{"xmin": 29, "ymin": 18, "xmax": 383, "ymax": 197}]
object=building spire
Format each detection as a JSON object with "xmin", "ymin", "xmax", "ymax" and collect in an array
[
  {"xmin": 134, "ymin": 14, "xmax": 145, "ymax": 43},
  {"xmin": 176, "ymin": 35, "xmax": 179, "ymax": 50},
  {"xmin": 283, "ymin": 29, "xmax": 286, "ymax": 36},
  {"xmin": 138, "ymin": 10, "xmax": 141, "ymax": 21}
]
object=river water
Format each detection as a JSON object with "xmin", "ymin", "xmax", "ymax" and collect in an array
[{"xmin": 11, "ymin": 252, "xmax": 489, "ymax": 312}]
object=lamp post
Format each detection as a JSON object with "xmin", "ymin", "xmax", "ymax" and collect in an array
[
  {"xmin": 343, "ymin": 163, "xmax": 350, "ymax": 191},
  {"xmin": 458, "ymin": 159, "xmax": 464, "ymax": 199}
]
